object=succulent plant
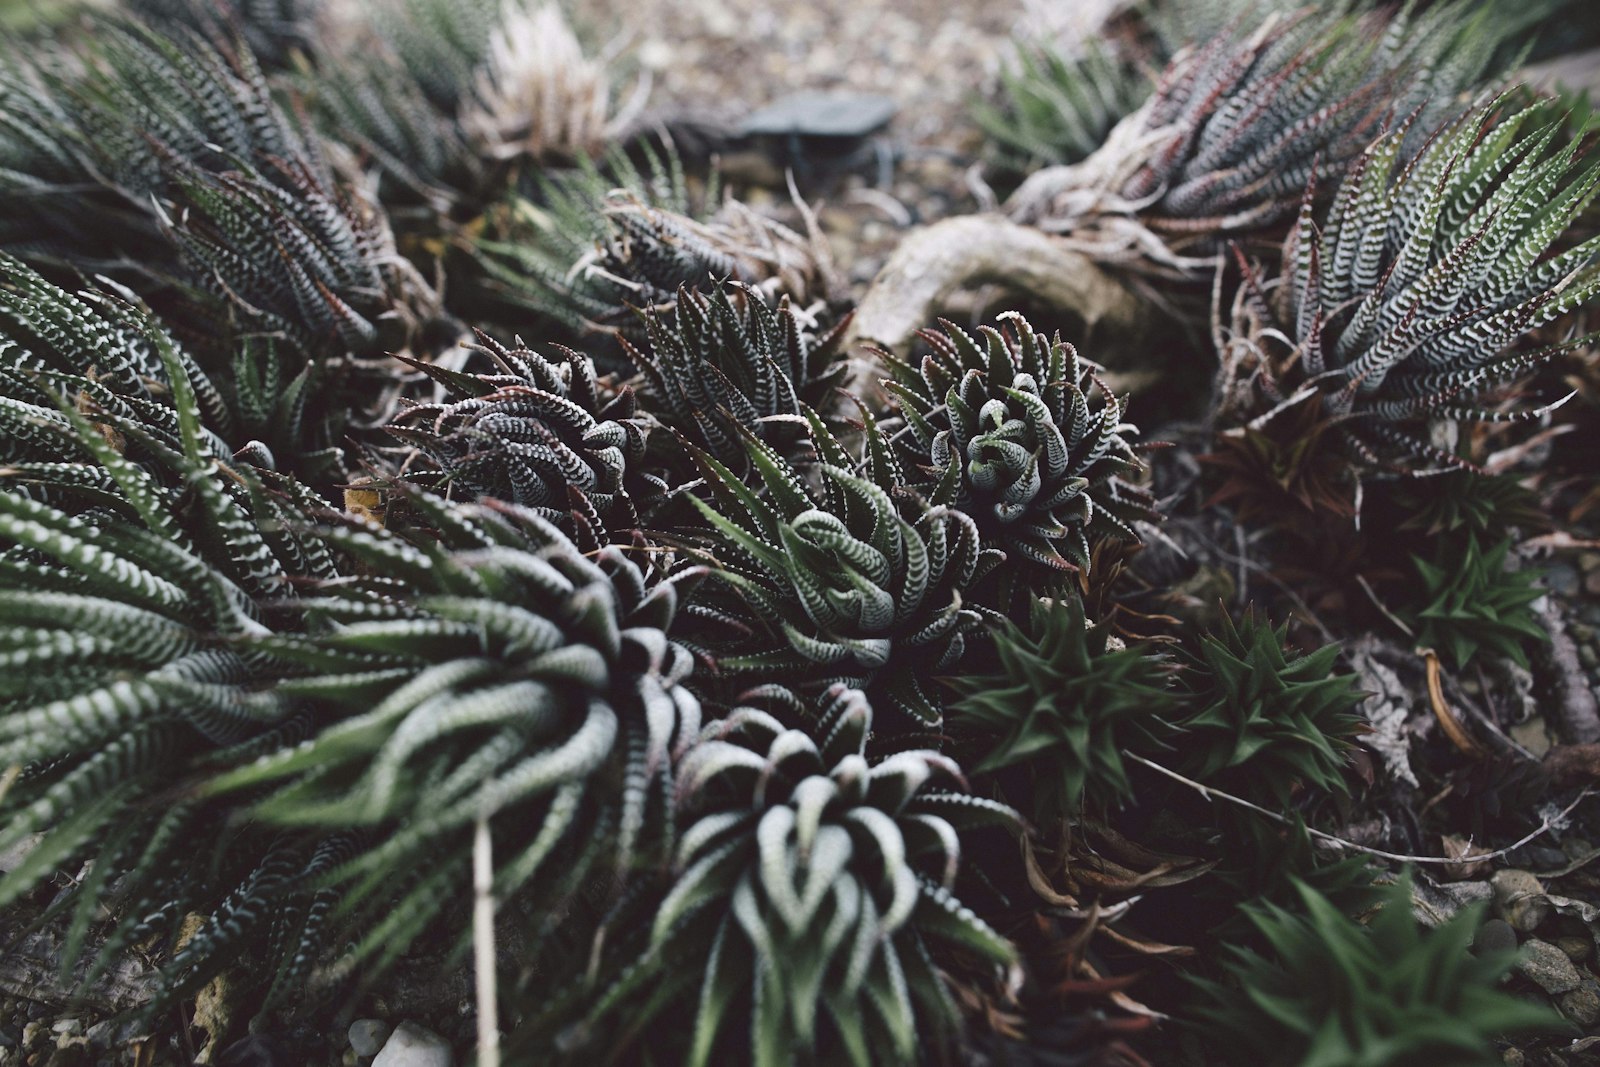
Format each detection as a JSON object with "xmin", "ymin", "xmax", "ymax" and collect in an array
[
  {"xmin": 947, "ymin": 595, "xmax": 1175, "ymax": 822},
  {"xmin": 627, "ymin": 283, "xmax": 847, "ymax": 472},
  {"xmin": 680, "ymin": 411, "xmax": 999, "ymax": 731},
  {"xmin": 386, "ymin": 329, "xmax": 661, "ymax": 546},
  {"xmin": 1172, "ymin": 610, "xmax": 1364, "ymax": 807},
  {"xmin": 1406, "ymin": 535, "xmax": 1547, "ymax": 670},
  {"xmin": 481, "ymin": 152, "xmax": 835, "ymax": 345},
  {"xmin": 1190, "ymin": 875, "xmax": 1563, "ymax": 1067},
  {"xmin": 571, "ymin": 685, "xmax": 1019, "ymax": 1066},
  {"xmin": 974, "ymin": 36, "xmax": 1149, "ymax": 181},
  {"xmin": 460, "ymin": 2, "xmax": 646, "ymax": 166},
  {"xmin": 882, "ymin": 313, "xmax": 1152, "ymax": 596},
  {"xmin": 1005, "ymin": 2, "xmax": 1538, "ymax": 271},
  {"xmin": 1216, "ymin": 98, "xmax": 1599, "ymax": 484}
]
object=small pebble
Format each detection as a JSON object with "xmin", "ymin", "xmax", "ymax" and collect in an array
[
  {"xmin": 1560, "ymin": 984, "xmax": 1600, "ymax": 1028},
  {"xmin": 1554, "ymin": 935, "xmax": 1593, "ymax": 963},
  {"xmin": 371, "ymin": 1022, "xmax": 452, "ymax": 1067},
  {"xmin": 1474, "ymin": 918, "xmax": 1519, "ymax": 956},
  {"xmin": 1492, "ymin": 870, "xmax": 1550, "ymax": 933},
  {"xmin": 1517, "ymin": 939, "xmax": 1584, "ymax": 994},
  {"xmin": 349, "ymin": 1019, "xmax": 391, "ymax": 1058}
]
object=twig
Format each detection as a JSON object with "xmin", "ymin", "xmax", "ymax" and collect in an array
[
  {"xmin": 1534, "ymin": 595, "xmax": 1600, "ymax": 744},
  {"xmin": 473, "ymin": 817, "xmax": 501, "ymax": 1067},
  {"xmin": 1126, "ymin": 752, "xmax": 1592, "ymax": 865},
  {"xmin": 0, "ymin": 764, "xmax": 18, "ymax": 809},
  {"xmin": 1355, "ymin": 574, "xmax": 1414, "ymax": 639}
]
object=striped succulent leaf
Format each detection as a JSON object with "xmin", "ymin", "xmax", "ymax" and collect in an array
[
  {"xmin": 680, "ymin": 411, "xmax": 1001, "ymax": 731},
  {"xmin": 1224, "ymin": 98, "xmax": 1600, "ymax": 479},
  {"xmin": 626, "ymin": 283, "xmax": 848, "ymax": 472},
  {"xmin": 882, "ymin": 313, "xmax": 1152, "ymax": 596},
  {"xmin": 570, "ymin": 685, "xmax": 1019, "ymax": 1066},
  {"xmin": 387, "ymin": 329, "xmax": 661, "ymax": 546}
]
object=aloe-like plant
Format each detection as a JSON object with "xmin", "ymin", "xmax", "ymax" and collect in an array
[
  {"xmin": 1216, "ymin": 97, "xmax": 1599, "ymax": 501},
  {"xmin": 387, "ymin": 329, "xmax": 661, "ymax": 546},
  {"xmin": 882, "ymin": 313, "xmax": 1151, "ymax": 594},
  {"xmin": 1172, "ymin": 610, "xmax": 1364, "ymax": 807},
  {"xmin": 481, "ymin": 152, "xmax": 835, "ymax": 344},
  {"xmin": 947, "ymin": 596, "xmax": 1175, "ymax": 822},
  {"xmin": 1407, "ymin": 535, "xmax": 1547, "ymax": 670},
  {"xmin": 1005, "ymin": 2, "xmax": 1540, "ymax": 271},
  {"xmin": 572, "ymin": 685, "xmax": 1019, "ymax": 1066},
  {"xmin": 627, "ymin": 283, "xmax": 847, "ymax": 472},
  {"xmin": 1190, "ymin": 875, "xmax": 1564, "ymax": 1067},
  {"xmin": 680, "ymin": 411, "xmax": 999, "ymax": 731}
]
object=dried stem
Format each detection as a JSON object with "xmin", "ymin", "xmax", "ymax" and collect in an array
[{"xmin": 473, "ymin": 817, "xmax": 501, "ymax": 1067}]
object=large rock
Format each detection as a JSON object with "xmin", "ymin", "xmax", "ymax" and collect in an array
[{"xmin": 1517, "ymin": 939, "xmax": 1584, "ymax": 995}]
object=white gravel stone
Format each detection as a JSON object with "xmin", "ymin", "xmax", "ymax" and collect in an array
[
  {"xmin": 371, "ymin": 1022, "xmax": 451, "ymax": 1067},
  {"xmin": 348, "ymin": 1019, "xmax": 391, "ymax": 1058}
]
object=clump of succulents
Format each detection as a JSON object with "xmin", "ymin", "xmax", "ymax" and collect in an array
[
  {"xmin": 1406, "ymin": 535, "xmax": 1547, "ymax": 670},
  {"xmin": 563, "ymin": 685, "xmax": 1020, "ymax": 1064},
  {"xmin": 1214, "ymin": 97, "xmax": 1599, "ymax": 508},
  {"xmin": 680, "ymin": 412, "xmax": 999, "ymax": 731},
  {"xmin": 387, "ymin": 329, "xmax": 662, "ymax": 546},
  {"xmin": 1004, "ymin": 2, "xmax": 1540, "ymax": 271},
  {"xmin": 947, "ymin": 596, "xmax": 1175, "ymax": 823},
  {"xmin": 882, "ymin": 313, "xmax": 1152, "ymax": 596},
  {"xmin": 1191, "ymin": 875, "xmax": 1563, "ymax": 1066},
  {"xmin": 1172, "ymin": 610, "xmax": 1365, "ymax": 807}
]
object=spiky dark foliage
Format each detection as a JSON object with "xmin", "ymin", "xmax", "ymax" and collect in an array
[
  {"xmin": 387, "ymin": 330, "xmax": 661, "ymax": 545},
  {"xmin": 1406, "ymin": 535, "xmax": 1547, "ymax": 670},
  {"xmin": 1172, "ymin": 611, "xmax": 1364, "ymax": 807},
  {"xmin": 1005, "ymin": 2, "xmax": 1538, "ymax": 268},
  {"xmin": 126, "ymin": 0, "xmax": 320, "ymax": 68},
  {"xmin": 680, "ymin": 411, "xmax": 999, "ymax": 731},
  {"xmin": 627, "ymin": 283, "xmax": 847, "ymax": 472},
  {"xmin": 1220, "ymin": 98, "xmax": 1598, "ymax": 480},
  {"xmin": 564, "ymin": 685, "xmax": 1019, "ymax": 1066},
  {"xmin": 1190, "ymin": 875, "xmax": 1563, "ymax": 1067},
  {"xmin": 947, "ymin": 596, "xmax": 1174, "ymax": 822},
  {"xmin": 1389, "ymin": 470, "xmax": 1549, "ymax": 540},
  {"xmin": 882, "ymin": 313, "xmax": 1152, "ymax": 594}
]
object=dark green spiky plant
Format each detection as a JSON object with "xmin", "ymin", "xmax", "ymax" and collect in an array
[
  {"xmin": 1406, "ymin": 535, "xmax": 1547, "ymax": 670},
  {"xmin": 558, "ymin": 685, "xmax": 1020, "ymax": 1066},
  {"xmin": 882, "ymin": 313, "xmax": 1152, "ymax": 598},
  {"xmin": 386, "ymin": 329, "xmax": 662, "ymax": 547},
  {"xmin": 947, "ymin": 596, "xmax": 1175, "ymax": 823},
  {"xmin": 1190, "ymin": 875, "xmax": 1564, "ymax": 1067},
  {"xmin": 1004, "ymin": 2, "xmax": 1535, "ymax": 271},
  {"xmin": 1217, "ymin": 98, "xmax": 1598, "ymax": 490},
  {"xmin": 680, "ymin": 411, "xmax": 999, "ymax": 732},
  {"xmin": 1172, "ymin": 611, "xmax": 1364, "ymax": 807},
  {"xmin": 627, "ymin": 283, "xmax": 848, "ymax": 473}
]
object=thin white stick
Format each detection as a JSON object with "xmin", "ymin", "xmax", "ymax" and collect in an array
[
  {"xmin": 473, "ymin": 817, "xmax": 501, "ymax": 1067},
  {"xmin": 1126, "ymin": 752, "xmax": 1593, "ymax": 865}
]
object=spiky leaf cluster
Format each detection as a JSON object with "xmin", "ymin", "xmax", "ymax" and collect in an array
[
  {"xmin": 683, "ymin": 413, "xmax": 999, "ymax": 731},
  {"xmin": 1191, "ymin": 876, "xmax": 1563, "ymax": 1067},
  {"xmin": 387, "ymin": 330, "xmax": 659, "ymax": 545},
  {"xmin": 1228, "ymin": 99, "xmax": 1599, "ymax": 478},
  {"xmin": 1407, "ymin": 535, "xmax": 1547, "ymax": 670},
  {"xmin": 1005, "ymin": 2, "xmax": 1533, "ymax": 267},
  {"xmin": 947, "ymin": 596, "xmax": 1174, "ymax": 823},
  {"xmin": 1172, "ymin": 611, "xmax": 1364, "ymax": 807},
  {"xmin": 884, "ymin": 313, "xmax": 1150, "ymax": 591},
  {"xmin": 608, "ymin": 685, "xmax": 1019, "ymax": 1066},
  {"xmin": 628, "ymin": 283, "xmax": 847, "ymax": 471}
]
